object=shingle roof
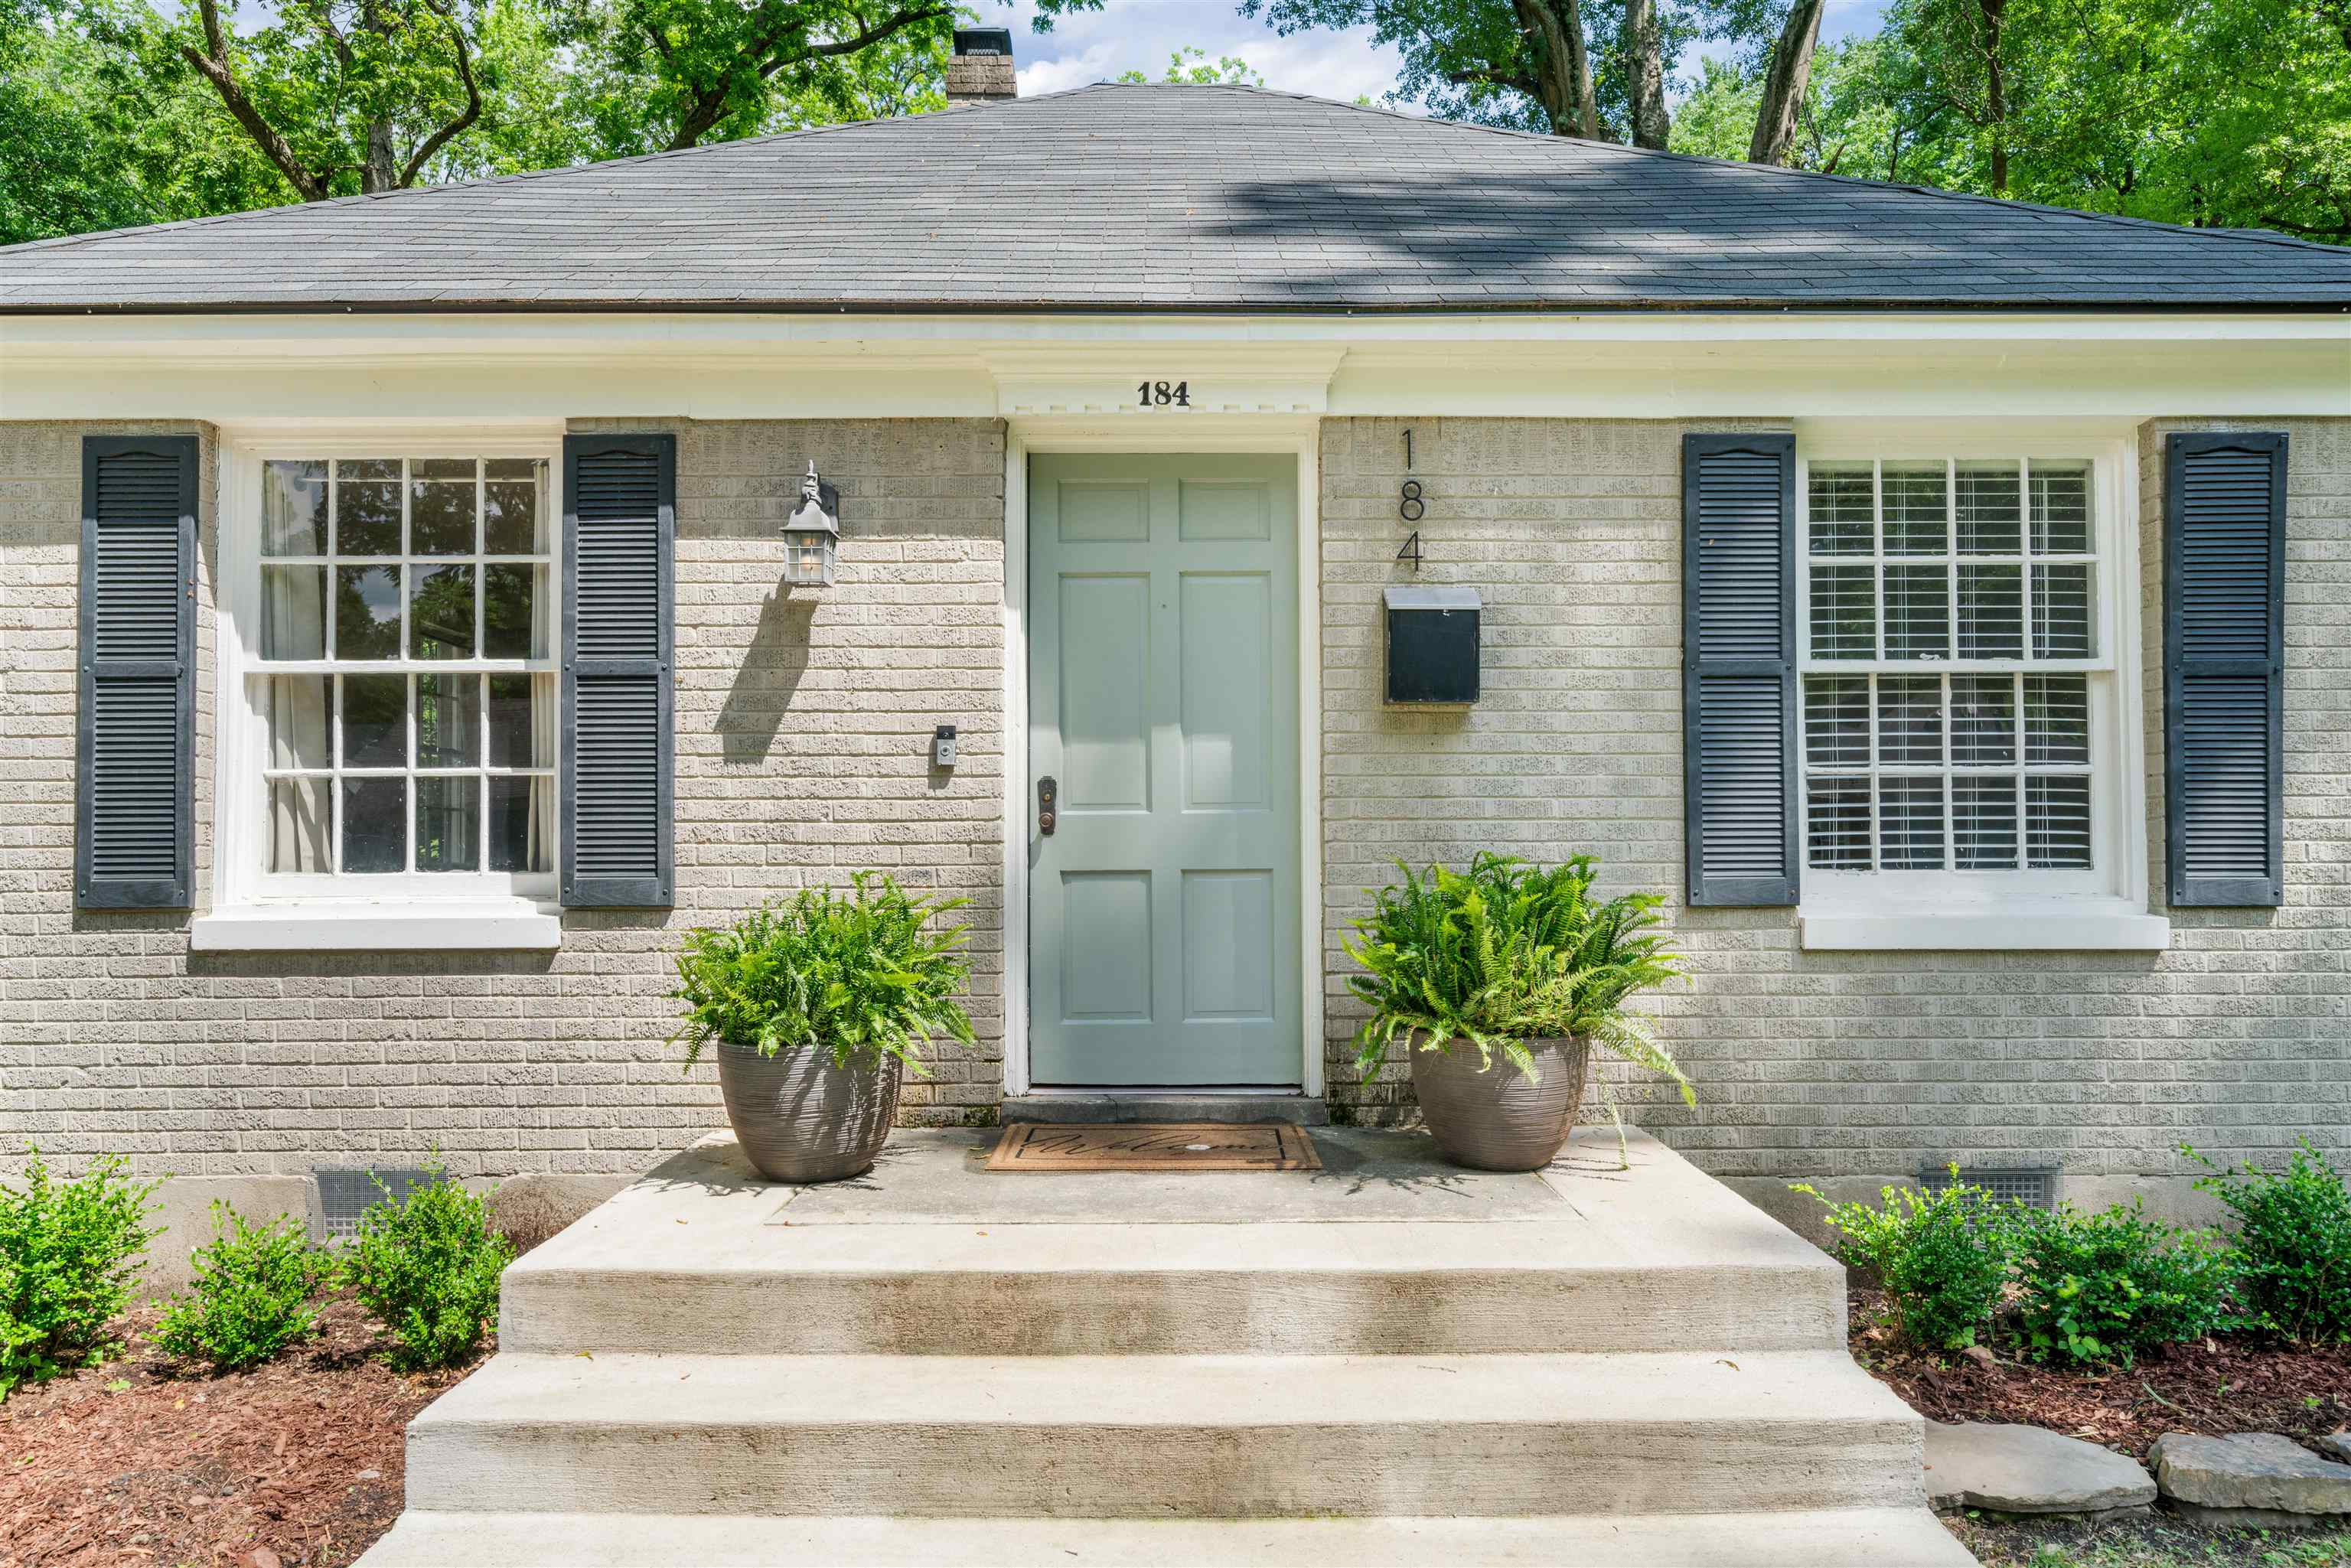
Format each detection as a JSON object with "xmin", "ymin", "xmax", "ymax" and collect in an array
[{"xmin": 5, "ymin": 83, "xmax": 2349, "ymax": 314}]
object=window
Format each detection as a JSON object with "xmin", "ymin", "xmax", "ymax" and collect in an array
[
  {"xmin": 245, "ymin": 454, "xmax": 556, "ymax": 896},
  {"xmin": 1798, "ymin": 451, "xmax": 2132, "ymax": 909}
]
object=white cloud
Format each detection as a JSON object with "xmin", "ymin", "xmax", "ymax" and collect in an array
[{"xmin": 973, "ymin": 0, "xmax": 1411, "ymax": 109}]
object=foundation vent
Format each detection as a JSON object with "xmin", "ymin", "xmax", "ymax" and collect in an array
[
  {"xmin": 1919, "ymin": 1165, "xmax": 2057, "ymax": 1211},
  {"xmin": 310, "ymin": 1165, "xmax": 436, "ymax": 1243}
]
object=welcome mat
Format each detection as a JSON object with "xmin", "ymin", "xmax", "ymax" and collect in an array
[{"xmin": 983, "ymin": 1122, "xmax": 1322, "ymax": 1173}]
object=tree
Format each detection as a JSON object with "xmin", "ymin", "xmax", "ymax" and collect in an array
[{"xmin": 1745, "ymin": 0, "xmax": 1821, "ymax": 165}]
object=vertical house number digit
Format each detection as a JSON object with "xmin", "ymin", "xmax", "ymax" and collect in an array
[{"xmin": 1136, "ymin": 380, "xmax": 1191, "ymax": 407}]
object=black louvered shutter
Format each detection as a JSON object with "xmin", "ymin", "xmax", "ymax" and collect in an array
[
  {"xmin": 1683, "ymin": 433, "xmax": 1798, "ymax": 906},
  {"xmin": 561, "ymin": 434, "xmax": 674, "ymax": 907},
  {"xmin": 2165, "ymin": 432, "xmax": 2286, "ymax": 907},
  {"xmin": 77, "ymin": 436, "xmax": 197, "ymax": 910}
]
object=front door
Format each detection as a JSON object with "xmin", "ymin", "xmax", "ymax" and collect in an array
[{"xmin": 1027, "ymin": 453, "xmax": 1302, "ymax": 1087}]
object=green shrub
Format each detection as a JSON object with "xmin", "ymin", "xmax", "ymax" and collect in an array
[
  {"xmin": 670, "ymin": 873, "xmax": 977, "ymax": 1073},
  {"xmin": 1342, "ymin": 853, "xmax": 1693, "ymax": 1107},
  {"xmin": 2189, "ymin": 1139, "xmax": 2351, "ymax": 1342},
  {"xmin": 344, "ymin": 1159, "xmax": 514, "ymax": 1371},
  {"xmin": 2004, "ymin": 1199, "xmax": 2231, "ymax": 1367},
  {"xmin": 150, "ymin": 1204, "xmax": 329, "ymax": 1372},
  {"xmin": 1800, "ymin": 1173, "xmax": 2014, "ymax": 1352},
  {"xmin": 0, "ymin": 1150, "xmax": 160, "ymax": 1397}
]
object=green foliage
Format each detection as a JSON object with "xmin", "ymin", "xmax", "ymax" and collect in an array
[
  {"xmin": 1802, "ymin": 1173, "xmax": 2013, "ymax": 1351},
  {"xmin": 670, "ymin": 872, "xmax": 977, "ymax": 1074},
  {"xmin": 2190, "ymin": 1140, "xmax": 2351, "ymax": 1343},
  {"xmin": 1343, "ymin": 852, "xmax": 1692, "ymax": 1110},
  {"xmin": 150, "ymin": 1203, "xmax": 330, "ymax": 1372},
  {"xmin": 1117, "ymin": 46, "xmax": 1264, "ymax": 86},
  {"xmin": 2004, "ymin": 1200, "xmax": 2231, "ymax": 1368},
  {"xmin": 343, "ymin": 1158, "xmax": 514, "ymax": 1371},
  {"xmin": 0, "ymin": 1151, "xmax": 161, "ymax": 1399}
]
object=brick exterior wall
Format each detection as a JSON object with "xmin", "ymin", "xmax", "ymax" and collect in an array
[{"xmin": 1319, "ymin": 416, "xmax": 2350, "ymax": 1209}]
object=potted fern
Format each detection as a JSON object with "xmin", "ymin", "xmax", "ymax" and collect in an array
[
  {"xmin": 1345, "ymin": 853, "xmax": 1694, "ymax": 1172},
  {"xmin": 670, "ymin": 874, "xmax": 976, "ymax": 1183}
]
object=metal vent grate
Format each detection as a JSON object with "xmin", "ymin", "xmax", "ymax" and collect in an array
[
  {"xmin": 311, "ymin": 1165, "xmax": 435, "ymax": 1243},
  {"xmin": 1919, "ymin": 1165, "xmax": 2057, "ymax": 1211}
]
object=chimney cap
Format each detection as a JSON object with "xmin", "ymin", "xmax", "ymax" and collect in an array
[{"xmin": 953, "ymin": 28, "xmax": 1013, "ymax": 56}]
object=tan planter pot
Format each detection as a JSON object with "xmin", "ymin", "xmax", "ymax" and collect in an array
[
  {"xmin": 1409, "ymin": 1033, "xmax": 1590, "ymax": 1172},
  {"xmin": 716, "ymin": 1038, "xmax": 902, "ymax": 1183}
]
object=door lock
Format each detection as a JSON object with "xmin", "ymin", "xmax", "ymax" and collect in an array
[{"xmin": 1037, "ymin": 775, "xmax": 1058, "ymax": 836}]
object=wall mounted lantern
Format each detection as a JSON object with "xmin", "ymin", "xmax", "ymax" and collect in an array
[{"xmin": 781, "ymin": 461, "xmax": 842, "ymax": 588}]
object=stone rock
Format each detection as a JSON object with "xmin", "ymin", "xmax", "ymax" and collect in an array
[
  {"xmin": 2317, "ymin": 1433, "xmax": 2351, "ymax": 1466},
  {"xmin": 1924, "ymin": 1421, "xmax": 2157, "ymax": 1516},
  {"xmin": 2147, "ymin": 1433, "xmax": 2351, "ymax": 1528}
]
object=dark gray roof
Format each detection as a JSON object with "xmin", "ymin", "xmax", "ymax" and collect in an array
[{"xmin": 5, "ymin": 83, "xmax": 2349, "ymax": 314}]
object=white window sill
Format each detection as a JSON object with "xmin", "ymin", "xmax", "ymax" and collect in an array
[
  {"xmin": 190, "ymin": 900, "xmax": 562, "ymax": 952},
  {"xmin": 1799, "ymin": 901, "xmax": 2170, "ymax": 952}
]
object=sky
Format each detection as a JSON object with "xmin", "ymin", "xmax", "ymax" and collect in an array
[{"xmin": 970, "ymin": 0, "xmax": 1889, "ymax": 112}]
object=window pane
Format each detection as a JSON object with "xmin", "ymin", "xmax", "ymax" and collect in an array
[
  {"xmin": 1880, "ymin": 776, "xmax": 1947, "ymax": 869},
  {"xmin": 484, "ymin": 461, "xmax": 548, "ymax": 554},
  {"xmin": 1810, "ymin": 565, "xmax": 1875, "ymax": 659},
  {"xmin": 2033, "ymin": 562, "xmax": 2094, "ymax": 657},
  {"xmin": 1955, "ymin": 462, "xmax": 2022, "ymax": 554},
  {"xmin": 409, "ymin": 564, "xmax": 476, "ymax": 660},
  {"xmin": 262, "ymin": 461, "xmax": 327, "ymax": 556},
  {"xmin": 268, "ymin": 776, "xmax": 331, "ymax": 873},
  {"xmin": 266, "ymin": 674, "xmax": 331, "ymax": 768},
  {"xmin": 1808, "ymin": 465, "xmax": 1874, "ymax": 555},
  {"xmin": 1957, "ymin": 564, "xmax": 2023, "ymax": 659},
  {"xmin": 335, "ymin": 458, "xmax": 403, "ymax": 556},
  {"xmin": 1805, "ymin": 675, "xmax": 1870, "ymax": 767},
  {"xmin": 416, "ymin": 775, "xmax": 481, "ymax": 872},
  {"xmin": 1953, "ymin": 776, "xmax": 2020, "ymax": 869},
  {"xmin": 341, "ymin": 673, "xmax": 408, "ymax": 768},
  {"xmin": 2031, "ymin": 462, "xmax": 2092, "ymax": 553},
  {"xmin": 1884, "ymin": 565, "xmax": 1950, "ymax": 660},
  {"xmin": 410, "ymin": 471, "xmax": 477, "ymax": 556},
  {"xmin": 489, "ymin": 774, "xmax": 555, "ymax": 872},
  {"xmin": 1882, "ymin": 464, "xmax": 1948, "ymax": 555},
  {"xmin": 334, "ymin": 566, "xmax": 401, "ymax": 659},
  {"xmin": 341, "ymin": 776, "xmax": 406, "ymax": 872},
  {"xmin": 2023, "ymin": 674, "xmax": 2090, "ymax": 764},
  {"xmin": 481, "ymin": 563, "xmax": 542, "ymax": 659},
  {"xmin": 260, "ymin": 566, "xmax": 327, "ymax": 660},
  {"xmin": 487, "ymin": 673, "xmax": 553, "ymax": 768},
  {"xmin": 418, "ymin": 673, "xmax": 481, "ymax": 768},
  {"xmin": 1951, "ymin": 674, "xmax": 2017, "ymax": 765},
  {"xmin": 2027, "ymin": 775, "xmax": 2093, "ymax": 869},
  {"xmin": 1877, "ymin": 675, "xmax": 1944, "ymax": 764},
  {"xmin": 1806, "ymin": 777, "xmax": 1873, "ymax": 869}
]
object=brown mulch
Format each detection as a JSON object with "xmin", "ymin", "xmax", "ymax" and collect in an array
[
  {"xmin": 0, "ymin": 1290, "xmax": 479, "ymax": 1568},
  {"xmin": 1850, "ymin": 1286, "xmax": 2351, "ymax": 1461}
]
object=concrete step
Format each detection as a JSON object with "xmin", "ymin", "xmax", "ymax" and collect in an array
[
  {"xmin": 406, "ymin": 1351, "xmax": 1926, "ymax": 1521},
  {"xmin": 356, "ymin": 1507, "xmax": 1978, "ymax": 1566}
]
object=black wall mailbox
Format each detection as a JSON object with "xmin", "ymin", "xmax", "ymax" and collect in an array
[{"xmin": 1384, "ymin": 585, "xmax": 1481, "ymax": 706}]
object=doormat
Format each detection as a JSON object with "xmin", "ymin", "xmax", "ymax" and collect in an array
[{"xmin": 983, "ymin": 1122, "xmax": 1322, "ymax": 1172}]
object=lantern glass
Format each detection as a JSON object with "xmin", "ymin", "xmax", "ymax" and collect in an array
[{"xmin": 784, "ymin": 533, "xmax": 837, "ymax": 588}]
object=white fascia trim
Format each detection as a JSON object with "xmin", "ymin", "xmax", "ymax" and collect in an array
[
  {"xmin": 190, "ymin": 900, "xmax": 562, "ymax": 952},
  {"xmin": 1799, "ymin": 901, "xmax": 2170, "ymax": 952}
]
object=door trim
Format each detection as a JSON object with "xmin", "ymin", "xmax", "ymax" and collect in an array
[{"xmin": 1002, "ymin": 416, "xmax": 1322, "ymax": 1098}]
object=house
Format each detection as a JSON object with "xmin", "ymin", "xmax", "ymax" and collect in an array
[{"xmin": 3, "ymin": 42, "xmax": 2347, "ymax": 1268}]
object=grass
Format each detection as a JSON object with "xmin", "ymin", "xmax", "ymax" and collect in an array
[{"xmin": 1950, "ymin": 1511, "xmax": 2351, "ymax": 1567}]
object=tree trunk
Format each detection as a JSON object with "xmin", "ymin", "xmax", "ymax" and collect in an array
[
  {"xmin": 1516, "ymin": 0, "xmax": 1601, "ymax": 139},
  {"xmin": 1624, "ymin": 0, "xmax": 1670, "ymax": 149},
  {"xmin": 363, "ymin": 119, "xmax": 398, "ymax": 193},
  {"xmin": 1980, "ymin": 0, "xmax": 2007, "ymax": 194},
  {"xmin": 1748, "ymin": 0, "xmax": 1826, "ymax": 165}
]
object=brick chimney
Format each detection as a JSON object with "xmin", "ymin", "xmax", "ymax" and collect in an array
[{"xmin": 946, "ymin": 28, "xmax": 1017, "ymax": 108}]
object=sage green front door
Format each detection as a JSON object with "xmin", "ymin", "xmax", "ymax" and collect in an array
[{"xmin": 1028, "ymin": 453, "xmax": 1302, "ymax": 1087}]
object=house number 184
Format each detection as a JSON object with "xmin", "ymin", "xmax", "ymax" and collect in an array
[{"xmin": 1136, "ymin": 380, "xmax": 1191, "ymax": 407}]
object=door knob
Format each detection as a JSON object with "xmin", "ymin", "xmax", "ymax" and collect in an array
[{"xmin": 1037, "ymin": 775, "xmax": 1058, "ymax": 836}]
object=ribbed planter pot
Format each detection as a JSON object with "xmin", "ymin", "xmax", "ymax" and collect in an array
[
  {"xmin": 715, "ymin": 1039, "xmax": 902, "ymax": 1183},
  {"xmin": 1410, "ymin": 1033, "xmax": 1590, "ymax": 1172}
]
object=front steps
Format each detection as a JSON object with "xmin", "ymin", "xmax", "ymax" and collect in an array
[{"xmin": 358, "ymin": 1127, "xmax": 1973, "ymax": 1567}]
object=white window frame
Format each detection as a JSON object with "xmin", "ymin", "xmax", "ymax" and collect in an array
[
  {"xmin": 197, "ymin": 425, "xmax": 566, "ymax": 951},
  {"xmin": 1792, "ymin": 425, "xmax": 2166, "ymax": 952}
]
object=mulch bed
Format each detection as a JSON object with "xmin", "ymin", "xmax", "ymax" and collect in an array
[
  {"xmin": 0, "ymin": 1290, "xmax": 478, "ymax": 1568},
  {"xmin": 1850, "ymin": 1286, "xmax": 2351, "ymax": 1461}
]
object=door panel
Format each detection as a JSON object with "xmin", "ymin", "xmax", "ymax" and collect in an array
[{"xmin": 1029, "ymin": 453, "xmax": 1301, "ymax": 1087}]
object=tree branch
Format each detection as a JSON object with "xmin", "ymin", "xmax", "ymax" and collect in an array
[
  {"xmin": 182, "ymin": 0, "xmax": 333, "ymax": 201},
  {"xmin": 666, "ymin": 2, "xmax": 951, "ymax": 148},
  {"xmin": 1443, "ymin": 64, "xmax": 1541, "ymax": 99},
  {"xmin": 396, "ymin": 0, "xmax": 484, "ymax": 186}
]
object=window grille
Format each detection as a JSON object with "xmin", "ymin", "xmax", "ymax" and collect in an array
[
  {"xmin": 1919, "ymin": 1165, "xmax": 2057, "ymax": 1211},
  {"xmin": 311, "ymin": 1165, "xmax": 435, "ymax": 1243}
]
